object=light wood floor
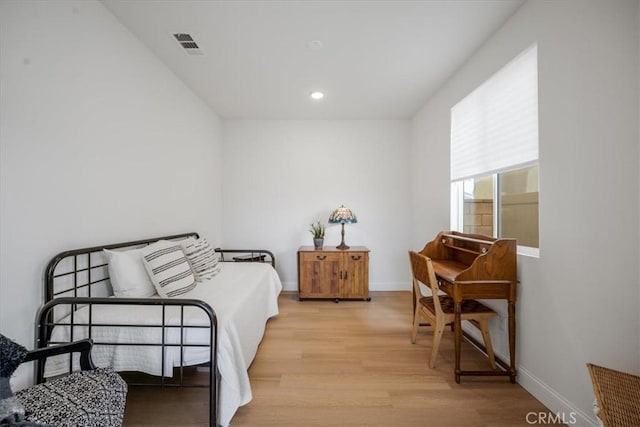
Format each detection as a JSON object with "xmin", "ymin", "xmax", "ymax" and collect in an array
[{"xmin": 123, "ymin": 291, "xmax": 557, "ymax": 426}]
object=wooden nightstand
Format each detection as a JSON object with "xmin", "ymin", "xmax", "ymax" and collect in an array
[{"xmin": 297, "ymin": 246, "xmax": 370, "ymax": 302}]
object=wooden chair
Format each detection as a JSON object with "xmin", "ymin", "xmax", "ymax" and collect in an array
[
  {"xmin": 409, "ymin": 250, "xmax": 497, "ymax": 369},
  {"xmin": 587, "ymin": 363, "xmax": 640, "ymax": 427}
]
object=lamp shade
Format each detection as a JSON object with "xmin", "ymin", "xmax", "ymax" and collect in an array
[{"xmin": 328, "ymin": 205, "xmax": 357, "ymax": 224}]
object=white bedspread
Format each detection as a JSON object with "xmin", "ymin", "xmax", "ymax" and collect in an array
[{"xmin": 44, "ymin": 262, "xmax": 282, "ymax": 427}]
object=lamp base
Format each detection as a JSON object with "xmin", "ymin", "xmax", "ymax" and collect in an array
[{"xmin": 336, "ymin": 223, "xmax": 350, "ymax": 250}]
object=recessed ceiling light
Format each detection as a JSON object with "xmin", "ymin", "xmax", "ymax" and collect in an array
[
  {"xmin": 308, "ymin": 40, "xmax": 323, "ymax": 50},
  {"xmin": 310, "ymin": 91, "xmax": 325, "ymax": 100}
]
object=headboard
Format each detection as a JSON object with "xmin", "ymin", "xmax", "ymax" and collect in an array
[{"xmin": 44, "ymin": 232, "xmax": 199, "ymax": 304}]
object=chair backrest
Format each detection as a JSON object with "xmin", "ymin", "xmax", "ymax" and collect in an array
[
  {"xmin": 587, "ymin": 363, "xmax": 640, "ymax": 427},
  {"xmin": 408, "ymin": 251, "xmax": 442, "ymax": 314}
]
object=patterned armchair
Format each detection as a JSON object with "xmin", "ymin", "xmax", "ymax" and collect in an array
[{"xmin": 0, "ymin": 334, "xmax": 127, "ymax": 427}]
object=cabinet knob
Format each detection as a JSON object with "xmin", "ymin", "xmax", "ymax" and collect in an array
[
  {"xmin": 316, "ymin": 255, "xmax": 327, "ymax": 260},
  {"xmin": 351, "ymin": 255, "xmax": 362, "ymax": 261}
]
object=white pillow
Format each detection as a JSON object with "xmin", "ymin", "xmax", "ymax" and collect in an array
[
  {"xmin": 142, "ymin": 241, "xmax": 196, "ymax": 298},
  {"xmin": 181, "ymin": 237, "xmax": 221, "ymax": 282},
  {"xmin": 104, "ymin": 248, "xmax": 156, "ymax": 297}
]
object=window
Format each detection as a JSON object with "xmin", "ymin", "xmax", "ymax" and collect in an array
[{"xmin": 450, "ymin": 45, "xmax": 539, "ymax": 253}]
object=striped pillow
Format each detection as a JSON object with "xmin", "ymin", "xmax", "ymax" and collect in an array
[
  {"xmin": 181, "ymin": 237, "xmax": 221, "ymax": 282},
  {"xmin": 142, "ymin": 242, "xmax": 196, "ymax": 298}
]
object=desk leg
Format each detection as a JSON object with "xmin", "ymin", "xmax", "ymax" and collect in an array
[
  {"xmin": 454, "ymin": 301, "xmax": 462, "ymax": 384},
  {"xmin": 508, "ymin": 301, "xmax": 516, "ymax": 383}
]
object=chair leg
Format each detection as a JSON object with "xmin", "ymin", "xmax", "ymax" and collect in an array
[
  {"xmin": 429, "ymin": 323, "xmax": 445, "ymax": 368},
  {"xmin": 479, "ymin": 319, "xmax": 497, "ymax": 370},
  {"xmin": 411, "ymin": 307, "xmax": 421, "ymax": 343}
]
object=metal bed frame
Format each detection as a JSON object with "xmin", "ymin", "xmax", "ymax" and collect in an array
[{"xmin": 34, "ymin": 232, "xmax": 275, "ymax": 427}]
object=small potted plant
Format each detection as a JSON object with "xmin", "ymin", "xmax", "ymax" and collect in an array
[{"xmin": 309, "ymin": 221, "xmax": 325, "ymax": 250}]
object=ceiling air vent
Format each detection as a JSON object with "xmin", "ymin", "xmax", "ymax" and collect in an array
[{"xmin": 173, "ymin": 33, "xmax": 204, "ymax": 56}]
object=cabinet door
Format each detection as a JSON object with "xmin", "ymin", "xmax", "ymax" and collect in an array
[
  {"xmin": 341, "ymin": 252, "xmax": 369, "ymax": 298},
  {"xmin": 299, "ymin": 252, "xmax": 342, "ymax": 298}
]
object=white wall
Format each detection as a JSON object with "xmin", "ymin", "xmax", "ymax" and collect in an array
[
  {"xmin": 0, "ymin": 0, "xmax": 223, "ymax": 388},
  {"xmin": 3, "ymin": 1, "xmax": 637, "ymax": 421},
  {"xmin": 410, "ymin": 1, "xmax": 639, "ymax": 425},
  {"xmin": 222, "ymin": 120, "xmax": 411, "ymax": 291}
]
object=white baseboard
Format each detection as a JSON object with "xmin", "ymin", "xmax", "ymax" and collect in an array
[
  {"xmin": 281, "ymin": 281, "xmax": 410, "ymax": 292},
  {"xmin": 517, "ymin": 366, "xmax": 598, "ymax": 427},
  {"xmin": 281, "ymin": 281, "xmax": 296, "ymax": 291},
  {"xmin": 369, "ymin": 282, "xmax": 410, "ymax": 291}
]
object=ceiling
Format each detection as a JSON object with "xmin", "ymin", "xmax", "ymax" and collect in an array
[{"xmin": 101, "ymin": 0, "xmax": 524, "ymax": 120}]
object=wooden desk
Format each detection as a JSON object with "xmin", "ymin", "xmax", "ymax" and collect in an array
[{"xmin": 420, "ymin": 231, "xmax": 517, "ymax": 383}]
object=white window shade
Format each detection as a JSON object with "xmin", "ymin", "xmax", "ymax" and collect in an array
[{"xmin": 451, "ymin": 45, "xmax": 538, "ymax": 181}]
